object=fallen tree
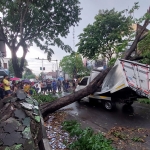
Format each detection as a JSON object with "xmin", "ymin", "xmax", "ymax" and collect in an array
[
  {"xmin": 41, "ymin": 7, "xmax": 150, "ymax": 118},
  {"xmin": 41, "ymin": 68, "xmax": 111, "ymax": 118}
]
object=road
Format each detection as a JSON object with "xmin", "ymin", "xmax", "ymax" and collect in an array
[
  {"xmin": 61, "ymin": 100, "xmax": 150, "ymax": 132},
  {"xmin": 60, "ymin": 99, "xmax": 150, "ymax": 149}
]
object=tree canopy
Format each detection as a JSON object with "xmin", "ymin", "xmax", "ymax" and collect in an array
[
  {"xmin": 138, "ymin": 31, "xmax": 150, "ymax": 64},
  {"xmin": 23, "ymin": 68, "xmax": 36, "ymax": 79},
  {"xmin": 76, "ymin": 3, "xmax": 140, "ymax": 62},
  {"xmin": 0, "ymin": 0, "xmax": 81, "ymax": 77},
  {"xmin": 59, "ymin": 53, "xmax": 89, "ymax": 78}
]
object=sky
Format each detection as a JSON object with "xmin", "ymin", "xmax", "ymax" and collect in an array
[{"xmin": 6, "ymin": 0, "xmax": 150, "ymax": 75}]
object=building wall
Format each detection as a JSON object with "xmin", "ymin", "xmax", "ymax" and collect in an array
[{"xmin": 0, "ymin": 58, "xmax": 10, "ymax": 69}]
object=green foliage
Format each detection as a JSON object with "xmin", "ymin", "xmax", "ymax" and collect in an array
[
  {"xmin": 59, "ymin": 53, "xmax": 90, "ymax": 78},
  {"xmin": 9, "ymin": 58, "xmax": 28, "ymax": 76},
  {"xmin": 23, "ymin": 68, "xmax": 36, "ymax": 79},
  {"xmin": 62, "ymin": 120, "xmax": 115, "ymax": 150},
  {"xmin": 77, "ymin": 3, "xmax": 139, "ymax": 62},
  {"xmin": 138, "ymin": 98, "xmax": 150, "ymax": 104},
  {"xmin": 32, "ymin": 93, "xmax": 57, "ymax": 104},
  {"xmin": 138, "ymin": 31, "xmax": 150, "ymax": 64}
]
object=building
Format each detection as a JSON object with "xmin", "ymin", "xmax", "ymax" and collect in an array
[
  {"xmin": 44, "ymin": 71, "xmax": 57, "ymax": 80},
  {"xmin": 0, "ymin": 31, "xmax": 8, "ymax": 77},
  {"xmin": 0, "ymin": 58, "xmax": 10, "ymax": 69}
]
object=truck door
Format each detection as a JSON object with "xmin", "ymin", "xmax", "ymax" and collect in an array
[{"xmin": 75, "ymin": 77, "xmax": 89, "ymax": 91}]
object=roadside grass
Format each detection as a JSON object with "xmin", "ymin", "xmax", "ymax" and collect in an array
[
  {"xmin": 62, "ymin": 120, "xmax": 115, "ymax": 150},
  {"xmin": 32, "ymin": 93, "xmax": 57, "ymax": 104},
  {"xmin": 138, "ymin": 98, "xmax": 150, "ymax": 104}
]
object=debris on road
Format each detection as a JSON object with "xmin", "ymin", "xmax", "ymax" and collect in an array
[{"xmin": 45, "ymin": 111, "xmax": 76, "ymax": 150}]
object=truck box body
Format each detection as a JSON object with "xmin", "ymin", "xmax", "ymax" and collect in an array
[{"xmin": 76, "ymin": 59, "xmax": 150, "ymax": 106}]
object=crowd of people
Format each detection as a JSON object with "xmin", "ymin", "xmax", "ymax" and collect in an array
[
  {"xmin": 39, "ymin": 79, "xmax": 77, "ymax": 95},
  {"xmin": 0, "ymin": 75, "xmax": 33, "ymax": 99},
  {"xmin": 0, "ymin": 75, "xmax": 77, "ymax": 99}
]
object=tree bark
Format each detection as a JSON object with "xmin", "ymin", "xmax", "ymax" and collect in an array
[
  {"xmin": 123, "ymin": 8, "xmax": 150, "ymax": 59},
  {"xmin": 20, "ymin": 47, "xmax": 27, "ymax": 73},
  {"xmin": 11, "ymin": 50, "xmax": 22, "ymax": 78},
  {"xmin": 41, "ymin": 68, "xmax": 111, "ymax": 118}
]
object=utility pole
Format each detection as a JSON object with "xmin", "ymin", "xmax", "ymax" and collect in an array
[{"xmin": 35, "ymin": 57, "xmax": 58, "ymax": 79}]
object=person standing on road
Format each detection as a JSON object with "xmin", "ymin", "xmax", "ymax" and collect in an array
[
  {"xmin": 62, "ymin": 80, "xmax": 65, "ymax": 92},
  {"xmin": 46, "ymin": 79, "xmax": 52, "ymax": 94},
  {"xmin": 0, "ymin": 80, "xmax": 4, "ymax": 99},
  {"xmin": 52, "ymin": 80, "xmax": 57, "ymax": 94},
  {"xmin": 57, "ymin": 79, "xmax": 61, "ymax": 92},
  {"xmin": 23, "ymin": 83, "xmax": 30, "ymax": 94},
  {"xmin": 35, "ymin": 83, "xmax": 39, "ymax": 93},
  {"xmin": 65, "ymin": 80, "xmax": 69, "ymax": 92},
  {"xmin": 40, "ymin": 81, "xmax": 45, "ymax": 94},
  {"xmin": 3, "ymin": 75, "xmax": 11, "ymax": 97},
  {"xmin": 72, "ymin": 79, "xmax": 76, "ymax": 92}
]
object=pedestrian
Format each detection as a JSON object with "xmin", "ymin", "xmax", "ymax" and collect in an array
[
  {"xmin": 65, "ymin": 80, "xmax": 69, "ymax": 92},
  {"xmin": 46, "ymin": 79, "xmax": 52, "ymax": 94},
  {"xmin": 62, "ymin": 80, "xmax": 66, "ymax": 92},
  {"xmin": 11, "ymin": 80, "xmax": 16, "ymax": 91},
  {"xmin": 3, "ymin": 75, "xmax": 11, "ymax": 97},
  {"xmin": 13, "ymin": 83, "xmax": 18, "ymax": 94},
  {"xmin": 35, "ymin": 83, "xmax": 39, "ymax": 93},
  {"xmin": 0, "ymin": 80, "xmax": 4, "ymax": 99},
  {"xmin": 72, "ymin": 79, "xmax": 76, "ymax": 92},
  {"xmin": 40, "ymin": 81, "xmax": 46, "ymax": 94},
  {"xmin": 57, "ymin": 79, "xmax": 61, "ymax": 92},
  {"xmin": 52, "ymin": 80, "xmax": 57, "ymax": 94},
  {"xmin": 23, "ymin": 83, "xmax": 30, "ymax": 94}
]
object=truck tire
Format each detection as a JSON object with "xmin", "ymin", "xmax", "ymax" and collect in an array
[
  {"xmin": 126, "ymin": 101, "xmax": 133, "ymax": 106},
  {"xmin": 89, "ymin": 98, "xmax": 95, "ymax": 105},
  {"xmin": 104, "ymin": 101, "xmax": 116, "ymax": 110},
  {"xmin": 77, "ymin": 99, "xmax": 81, "ymax": 103}
]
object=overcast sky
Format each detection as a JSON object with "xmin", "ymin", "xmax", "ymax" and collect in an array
[{"xmin": 6, "ymin": 0, "xmax": 150, "ymax": 75}]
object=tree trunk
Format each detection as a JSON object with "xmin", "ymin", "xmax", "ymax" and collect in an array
[
  {"xmin": 41, "ymin": 68, "xmax": 111, "ymax": 118},
  {"xmin": 123, "ymin": 12, "xmax": 150, "ymax": 59},
  {"xmin": 11, "ymin": 50, "xmax": 22, "ymax": 78},
  {"xmin": 20, "ymin": 47, "xmax": 27, "ymax": 73}
]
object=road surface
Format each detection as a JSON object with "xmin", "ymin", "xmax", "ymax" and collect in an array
[{"xmin": 61, "ymin": 100, "xmax": 150, "ymax": 132}]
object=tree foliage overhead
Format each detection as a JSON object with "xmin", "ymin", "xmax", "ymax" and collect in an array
[
  {"xmin": 0, "ymin": 0, "xmax": 81, "ymax": 77},
  {"xmin": 59, "ymin": 53, "xmax": 89, "ymax": 78},
  {"xmin": 138, "ymin": 31, "xmax": 150, "ymax": 64},
  {"xmin": 77, "ymin": 3, "xmax": 140, "ymax": 61},
  {"xmin": 23, "ymin": 67, "xmax": 35, "ymax": 79}
]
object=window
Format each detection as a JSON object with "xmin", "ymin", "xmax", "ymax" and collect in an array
[
  {"xmin": 3, "ymin": 63, "xmax": 7, "ymax": 69},
  {"xmin": 79, "ymin": 77, "xmax": 88, "ymax": 86}
]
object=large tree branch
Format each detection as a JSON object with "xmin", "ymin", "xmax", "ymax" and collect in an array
[
  {"xmin": 20, "ymin": 0, "xmax": 29, "ymax": 39},
  {"xmin": 123, "ymin": 8, "xmax": 150, "ymax": 60},
  {"xmin": 138, "ymin": 32, "xmax": 148, "ymax": 42},
  {"xmin": 20, "ymin": 46, "xmax": 27, "ymax": 72},
  {"xmin": 0, "ymin": 22, "xmax": 10, "ymax": 48}
]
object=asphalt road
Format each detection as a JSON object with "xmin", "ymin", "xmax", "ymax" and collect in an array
[{"xmin": 62, "ymin": 100, "xmax": 150, "ymax": 132}]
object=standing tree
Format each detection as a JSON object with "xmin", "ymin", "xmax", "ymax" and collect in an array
[
  {"xmin": 0, "ymin": 0, "xmax": 81, "ymax": 77},
  {"xmin": 76, "ymin": 4, "xmax": 140, "ymax": 63},
  {"xmin": 59, "ymin": 53, "xmax": 89, "ymax": 78},
  {"xmin": 9, "ymin": 58, "xmax": 28, "ymax": 76},
  {"xmin": 23, "ymin": 68, "xmax": 35, "ymax": 79},
  {"xmin": 137, "ymin": 31, "xmax": 150, "ymax": 64}
]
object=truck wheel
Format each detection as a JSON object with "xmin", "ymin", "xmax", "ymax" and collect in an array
[
  {"xmin": 104, "ymin": 101, "xmax": 116, "ymax": 110},
  {"xmin": 77, "ymin": 99, "xmax": 81, "ymax": 103},
  {"xmin": 126, "ymin": 101, "xmax": 133, "ymax": 106},
  {"xmin": 89, "ymin": 98, "xmax": 95, "ymax": 105}
]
